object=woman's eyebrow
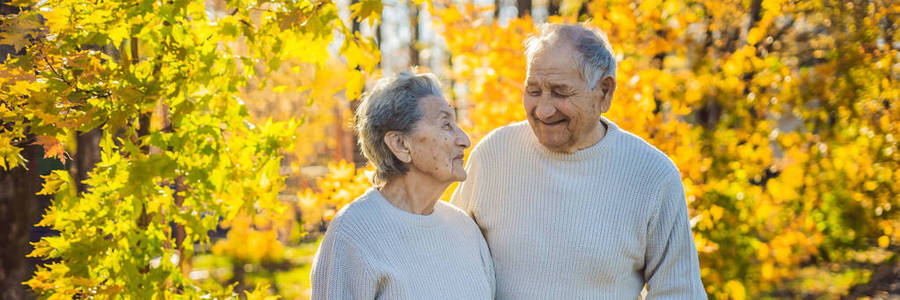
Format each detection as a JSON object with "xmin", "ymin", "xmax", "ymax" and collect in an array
[{"xmin": 442, "ymin": 109, "xmax": 460, "ymax": 121}]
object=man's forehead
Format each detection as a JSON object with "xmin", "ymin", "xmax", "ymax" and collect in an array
[
  {"xmin": 527, "ymin": 47, "xmax": 580, "ymax": 82},
  {"xmin": 529, "ymin": 40, "xmax": 578, "ymax": 62},
  {"xmin": 526, "ymin": 67, "xmax": 581, "ymax": 84}
]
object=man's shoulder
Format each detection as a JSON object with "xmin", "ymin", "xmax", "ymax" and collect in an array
[
  {"xmin": 434, "ymin": 201, "xmax": 487, "ymax": 243},
  {"xmin": 435, "ymin": 201, "xmax": 479, "ymax": 226},
  {"xmin": 612, "ymin": 126, "xmax": 680, "ymax": 179}
]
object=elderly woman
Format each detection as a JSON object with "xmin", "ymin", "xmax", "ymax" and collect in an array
[{"xmin": 310, "ymin": 71, "xmax": 495, "ymax": 299}]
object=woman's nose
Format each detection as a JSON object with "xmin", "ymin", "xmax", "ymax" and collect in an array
[{"xmin": 456, "ymin": 127, "xmax": 471, "ymax": 148}]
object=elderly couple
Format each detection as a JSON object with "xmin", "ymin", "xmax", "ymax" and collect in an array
[{"xmin": 310, "ymin": 23, "xmax": 707, "ymax": 299}]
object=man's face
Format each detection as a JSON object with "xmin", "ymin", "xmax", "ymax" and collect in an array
[{"xmin": 524, "ymin": 42, "xmax": 613, "ymax": 153}]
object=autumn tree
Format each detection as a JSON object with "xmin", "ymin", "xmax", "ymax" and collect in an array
[{"xmin": 0, "ymin": 0, "xmax": 379, "ymax": 297}]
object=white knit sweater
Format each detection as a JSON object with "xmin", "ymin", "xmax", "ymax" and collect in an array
[
  {"xmin": 451, "ymin": 117, "xmax": 707, "ymax": 299},
  {"xmin": 310, "ymin": 188, "xmax": 495, "ymax": 300}
]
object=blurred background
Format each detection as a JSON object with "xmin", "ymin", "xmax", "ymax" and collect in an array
[{"xmin": 1, "ymin": 0, "xmax": 898, "ymax": 299}]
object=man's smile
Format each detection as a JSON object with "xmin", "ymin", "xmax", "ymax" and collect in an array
[{"xmin": 538, "ymin": 118, "xmax": 568, "ymax": 127}]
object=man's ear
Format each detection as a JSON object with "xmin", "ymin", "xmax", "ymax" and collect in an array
[
  {"xmin": 596, "ymin": 76, "xmax": 616, "ymax": 113},
  {"xmin": 384, "ymin": 131, "xmax": 412, "ymax": 163}
]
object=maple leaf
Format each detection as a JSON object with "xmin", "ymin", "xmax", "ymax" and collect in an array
[
  {"xmin": 350, "ymin": 0, "xmax": 382, "ymax": 27},
  {"xmin": 34, "ymin": 136, "xmax": 68, "ymax": 163},
  {"xmin": 0, "ymin": 13, "xmax": 41, "ymax": 52},
  {"xmin": 0, "ymin": 31, "xmax": 29, "ymax": 52}
]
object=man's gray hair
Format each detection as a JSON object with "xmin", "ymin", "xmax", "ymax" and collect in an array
[
  {"xmin": 524, "ymin": 23, "xmax": 617, "ymax": 90},
  {"xmin": 354, "ymin": 71, "xmax": 443, "ymax": 186}
]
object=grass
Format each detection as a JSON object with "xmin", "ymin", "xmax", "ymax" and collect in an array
[{"xmin": 189, "ymin": 236, "xmax": 323, "ymax": 297}]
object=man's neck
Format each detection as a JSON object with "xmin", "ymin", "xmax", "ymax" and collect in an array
[{"xmin": 569, "ymin": 118, "xmax": 608, "ymax": 153}]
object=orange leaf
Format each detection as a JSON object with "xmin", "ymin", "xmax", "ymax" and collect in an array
[{"xmin": 34, "ymin": 136, "xmax": 67, "ymax": 163}]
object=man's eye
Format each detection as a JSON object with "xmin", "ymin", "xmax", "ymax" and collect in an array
[
  {"xmin": 527, "ymin": 90, "xmax": 541, "ymax": 96},
  {"xmin": 552, "ymin": 90, "xmax": 571, "ymax": 97}
]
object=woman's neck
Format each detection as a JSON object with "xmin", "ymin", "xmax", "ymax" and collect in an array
[{"xmin": 378, "ymin": 174, "xmax": 449, "ymax": 215}]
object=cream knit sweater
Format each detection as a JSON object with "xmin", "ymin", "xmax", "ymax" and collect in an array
[
  {"xmin": 451, "ymin": 117, "xmax": 707, "ymax": 299},
  {"xmin": 310, "ymin": 188, "xmax": 495, "ymax": 300}
]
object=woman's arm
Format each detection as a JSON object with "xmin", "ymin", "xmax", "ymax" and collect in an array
[{"xmin": 310, "ymin": 231, "xmax": 381, "ymax": 300}]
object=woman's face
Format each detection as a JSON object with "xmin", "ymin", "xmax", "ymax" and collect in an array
[{"xmin": 406, "ymin": 95, "xmax": 471, "ymax": 183}]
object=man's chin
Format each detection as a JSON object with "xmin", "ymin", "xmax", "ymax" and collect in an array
[{"xmin": 536, "ymin": 138, "xmax": 573, "ymax": 153}]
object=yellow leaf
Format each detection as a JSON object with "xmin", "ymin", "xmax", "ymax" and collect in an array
[
  {"xmin": 0, "ymin": 13, "xmax": 40, "ymax": 52},
  {"xmin": 9, "ymin": 80, "xmax": 33, "ymax": 96},
  {"xmin": 709, "ymin": 205, "xmax": 724, "ymax": 222},
  {"xmin": 107, "ymin": 25, "xmax": 129, "ymax": 46},
  {"xmin": 761, "ymin": 263, "xmax": 775, "ymax": 281},
  {"xmin": 27, "ymin": 240, "xmax": 53, "ymax": 258},
  {"xmin": 756, "ymin": 243, "xmax": 769, "ymax": 260},
  {"xmin": 350, "ymin": 0, "xmax": 383, "ymax": 26},
  {"xmin": 37, "ymin": 171, "xmax": 69, "ymax": 196},
  {"xmin": 747, "ymin": 27, "xmax": 764, "ymax": 46},
  {"xmin": 724, "ymin": 280, "xmax": 746, "ymax": 300},
  {"xmin": 272, "ymin": 85, "xmax": 288, "ymax": 93},
  {"xmin": 863, "ymin": 181, "xmax": 878, "ymax": 191},
  {"xmin": 878, "ymin": 235, "xmax": 890, "ymax": 248}
]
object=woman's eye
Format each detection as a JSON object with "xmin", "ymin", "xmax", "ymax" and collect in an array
[{"xmin": 443, "ymin": 123, "xmax": 452, "ymax": 129}]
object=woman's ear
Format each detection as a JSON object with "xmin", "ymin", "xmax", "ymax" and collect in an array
[{"xmin": 384, "ymin": 131, "xmax": 412, "ymax": 163}]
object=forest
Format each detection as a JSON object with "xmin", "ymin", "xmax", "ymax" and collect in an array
[{"xmin": 0, "ymin": 0, "xmax": 898, "ymax": 298}]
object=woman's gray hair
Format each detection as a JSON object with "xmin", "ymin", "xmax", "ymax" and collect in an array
[
  {"xmin": 524, "ymin": 23, "xmax": 617, "ymax": 90},
  {"xmin": 354, "ymin": 71, "xmax": 443, "ymax": 186}
]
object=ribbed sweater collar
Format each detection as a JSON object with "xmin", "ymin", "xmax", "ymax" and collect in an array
[
  {"xmin": 527, "ymin": 116, "xmax": 621, "ymax": 161},
  {"xmin": 364, "ymin": 188, "xmax": 443, "ymax": 228}
]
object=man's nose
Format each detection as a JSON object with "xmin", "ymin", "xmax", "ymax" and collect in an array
[{"xmin": 535, "ymin": 103, "xmax": 557, "ymax": 120}]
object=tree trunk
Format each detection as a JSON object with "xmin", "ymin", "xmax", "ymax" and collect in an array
[
  {"xmin": 408, "ymin": 1, "xmax": 419, "ymax": 67},
  {"xmin": 517, "ymin": 0, "xmax": 531, "ymax": 17},
  {"xmin": 71, "ymin": 128, "xmax": 101, "ymax": 194},
  {"xmin": 0, "ymin": 2, "xmax": 39, "ymax": 298},
  {"xmin": 748, "ymin": 0, "xmax": 763, "ymax": 29},
  {"xmin": 577, "ymin": 1, "xmax": 589, "ymax": 18},
  {"xmin": 0, "ymin": 145, "xmax": 41, "ymax": 300},
  {"xmin": 547, "ymin": 0, "xmax": 560, "ymax": 16}
]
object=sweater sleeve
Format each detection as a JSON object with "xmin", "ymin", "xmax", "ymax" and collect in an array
[
  {"xmin": 643, "ymin": 173, "xmax": 707, "ymax": 299},
  {"xmin": 310, "ymin": 230, "xmax": 382, "ymax": 300},
  {"xmin": 477, "ymin": 232, "xmax": 496, "ymax": 297}
]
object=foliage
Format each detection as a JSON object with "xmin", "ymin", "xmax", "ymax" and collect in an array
[
  {"xmin": 435, "ymin": 4, "xmax": 530, "ymax": 142},
  {"xmin": 238, "ymin": 31, "xmax": 379, "ymax": 173},
  {"xmin": 297, "ymin": 160, "xmax": 372, "ymax": 231},
  {"xmin": 0, "ymin": 0, "xmax": 379, "ymax": 297},
  {"xmin": 4, "ymin": 0, "xmax": 898, "ymax": 298},
  {"xmin": 430, "ymin": 0, "xmax": 899, "ymax": 298}
]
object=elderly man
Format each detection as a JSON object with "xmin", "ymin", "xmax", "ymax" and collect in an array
[{"xmin": 451, "ymin": 23, "xmax": 707, "ymax": 299}]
